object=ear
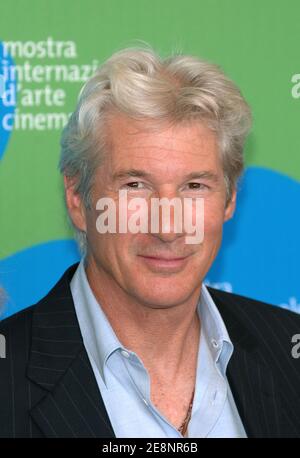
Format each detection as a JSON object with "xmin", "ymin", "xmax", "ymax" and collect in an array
[
  {"xmin": 64, "ymin": 176, "xmax": 87, "ymax": 232},
  {"xmin": 224, "ymin": 188, "xmax": 237, "ymax": 222}
]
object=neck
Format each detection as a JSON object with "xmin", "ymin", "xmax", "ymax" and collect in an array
[{"xmin": 85, "ymin": 259, "xmax": 201, "ymax": 380}]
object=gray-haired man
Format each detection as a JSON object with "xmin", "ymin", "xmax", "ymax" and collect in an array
[{"xmin": 1, "ymin": 47, "xmax": 300, "ymax": 438}]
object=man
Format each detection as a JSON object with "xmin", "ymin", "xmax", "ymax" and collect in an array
[{"xmin": 1, "ymin": 47, "xmax": 300, "ymax": 438}]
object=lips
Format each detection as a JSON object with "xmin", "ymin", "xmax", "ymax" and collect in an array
[
  {"xmin": 137, "ymin": 253, "xmax": 192, "ymax": 272},
  {"xmin": 140, "ymin": 255, "xmax": 187, "ymax": 261}
]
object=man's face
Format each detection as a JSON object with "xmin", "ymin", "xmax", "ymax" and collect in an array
[{"xmin": 67, "ymin": 114, "xmax": 236, "ymax": 309}]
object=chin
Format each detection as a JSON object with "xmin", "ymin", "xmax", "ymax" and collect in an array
[{"xmin": 132, "ymin": 281, "xmax": 200, "ymax": 309}]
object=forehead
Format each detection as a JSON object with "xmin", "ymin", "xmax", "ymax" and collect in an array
[{"xmin": 104, "ymin": 113, "xmax": 221, "ymax": 174}]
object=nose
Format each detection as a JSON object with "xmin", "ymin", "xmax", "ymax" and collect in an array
[{"xmin": 149, "ymin": 189, "xmax": 184, "ymax": 243}]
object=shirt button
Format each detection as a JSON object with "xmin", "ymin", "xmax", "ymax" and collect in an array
[
  {"xmin": 121, "ymin": 350, "xmax": 130, "ymax": 358},
  {"xmin": 211, "ymin": 339, "xmax": 219, "ymax": 348}
]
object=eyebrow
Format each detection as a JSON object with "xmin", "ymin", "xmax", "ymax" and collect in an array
[
  {"xmin": 112, "ymin": 168, "xmax": 220, "ymax": 182},
  {"xmin": 112, "ymin": 169, "xmax": 150, "ymax": 181},
  {"xmin": 183, "ymin": 171, "xmax": 220, "ymax": 182}
]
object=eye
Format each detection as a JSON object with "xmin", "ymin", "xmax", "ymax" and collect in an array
[
  {"xmin": 124, "ymin": 181, "xmax": 145, "ymax": 189},
  {"xmin": 187, "ymin": 182, "xmax": 209, "ymax": 190}
]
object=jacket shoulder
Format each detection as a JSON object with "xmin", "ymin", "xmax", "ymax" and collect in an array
[
  {"xmin": 0, "ymin": 306, "xmax": 37, "ymax": 369},
  {"xmin": 207, "ymin": 287, "xmax": 300, "ymax": 356},
  {"xmin": 0, "ymin": 304, "xmax": 36, "ymax": 334},
  {"xmin": 207, "ymin": 286, "xmax": 300, "ymax": 322}
]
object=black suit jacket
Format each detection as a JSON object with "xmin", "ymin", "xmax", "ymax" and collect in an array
[{"xmin": 1, "ymin": 263, "xmax": 300, "ymax": 438}]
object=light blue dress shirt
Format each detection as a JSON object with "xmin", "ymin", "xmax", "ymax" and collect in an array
[{"xmin": 70, "ymin": 259, "xmax": 247, "ymax": 438}]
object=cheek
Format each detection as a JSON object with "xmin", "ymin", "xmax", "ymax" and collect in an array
[
  {"xmin": 90, "ymin": 229, "xmax": 136, "ymax": 270},
  {"xmin": 85, "ymin": 210, "xmax": 114, "ymax": 264},
  {"xmin": 86, "ymin": 201, "xmax": 136, "ymax": 253},
  {"xmin": 202, "ymin": 205, "xmax": 225, "ymax": 241}
]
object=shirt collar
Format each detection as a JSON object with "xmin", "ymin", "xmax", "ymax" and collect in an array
[
  {"xmin": 199, "ymin": 284, "xmax": 234, "ymax": 375},
  {"xmin": 71, "ymin": 259, "xmax": 234, "ymax": 385}
]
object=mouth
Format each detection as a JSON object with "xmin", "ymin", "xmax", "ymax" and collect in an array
[{"xmin": 137, "ymin": 254, "xmax": 192, "ymax": 272}]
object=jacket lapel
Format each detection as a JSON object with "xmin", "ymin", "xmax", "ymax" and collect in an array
[
  {"xmin": 226, "ymin": 343, "xmax": 281, "ymax": 437},
  {"xmin": 209, "ymin": 287, "xmax": 282, "ymax": 438},
  {"xmin": 27, "ymin": 263, "xmax": 115, "ymax": 438},
  {"xmin": 29, "ymin": 347, "xmax": 115, "ymax": 437}
]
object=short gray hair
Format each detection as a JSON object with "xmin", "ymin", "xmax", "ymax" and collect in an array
[{"xmin": 59, "ymin": 46, "xmax": 252, "ymax": 254}]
